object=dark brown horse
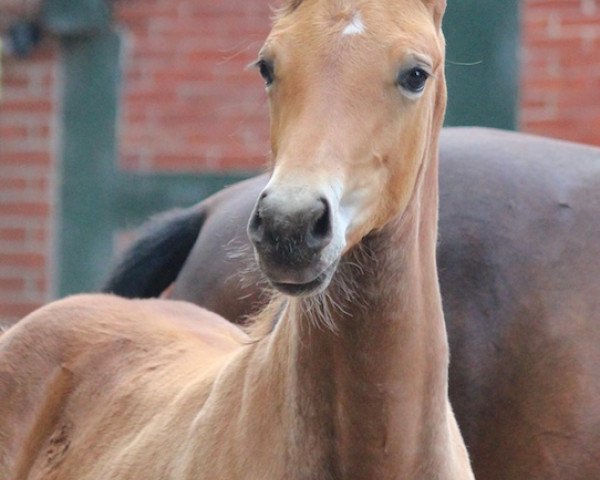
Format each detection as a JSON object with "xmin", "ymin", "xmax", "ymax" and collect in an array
[{"xmin": 104, "ymin": 127, "xmax": 600, "ymax": 479}]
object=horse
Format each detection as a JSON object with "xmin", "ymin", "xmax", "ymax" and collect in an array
[
  {"xmin": 104, "ymin": 125, "xmax": 600, "ymax": 479},
  {"xmin": 0, "ymin": 0, "xmax": 477, "ymax": 478}
]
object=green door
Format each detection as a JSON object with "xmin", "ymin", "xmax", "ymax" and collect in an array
[{"xmin": 53, "ymin": 0, "xmax": 520, "ymax": 296}]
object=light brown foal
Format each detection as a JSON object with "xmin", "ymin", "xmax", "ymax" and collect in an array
[{"xmin": 0, "ymin": 0, "xmax": 474, "ymax": 478}]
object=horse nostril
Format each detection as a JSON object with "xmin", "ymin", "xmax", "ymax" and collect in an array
[
  {"xmin": 249, "ymin": 192, "xmax": 332, "ymax": 255},
  {"xmin": 307, "ymin": 198, "xmax": 332, "ymax": 249},
  {"xmin": 248, "ymin": 206, "xmax": 264, "ymax": 244}
]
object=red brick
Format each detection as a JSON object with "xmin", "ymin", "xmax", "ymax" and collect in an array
[
  {"xmin": 0, "ymin": 177, "xmax": 28, "ymax": 190},
  {"xmin": 0, "ymin": 278, "xmax": 26, "ymax": 292},
  {"xmin": 29, "ymin": 125, "xmax": 51, "ymax": 140},
  {"xmin": 556, "ymin": 91, "xmax": 600, "ymax": 110},
  {"xmin": 1, "ymin": 99, "xmax": 53, "ymax": 113},
  {"xmin": 31, "ymin": 228, "xmax": 48, "ymax": 243},
  {"xmin": 152, "ymin": 154, "xmax": 204, "ymax": 170},
  {"xmin": 32, "ymin": 276, "xmax": 48, "ymax": 294},
  {"xmin": 0, "ymin": 152, "xmax": 51, "ymax": 166},
  {"xmin": 560, "ymin": 16, "xmax": 600, "ymax": 28},
  {"xmin": 0, "ymin": 302, "xmax": 43, "ymax": 321},
  {"xmin": 219, "ymin": 155, "xmax": 267, "ymax": 170},
  {"xmin": 525, "ymin": 1, "xmax": 589, "ymax": 15},
  {"xmin": 0, "ymin": 203, "xmax": 50, "ymax": 217},
  {"xmin": 523, "ymin": 75, "xmax": 589, "ymax": 91},
  {"xmin": 0, "ymin": 228, "xmax": 27, "ymax": 242},
  {"xmin": 0, "ymin": 253, "xmax": 45, "ymax": 268},
  {"xmin": 0, "ymin": 126, "xmax": 28, "ymax": 140},
  {"xmin": 525, "ymin": 36, "xmax": 582, "ymax": 51}
]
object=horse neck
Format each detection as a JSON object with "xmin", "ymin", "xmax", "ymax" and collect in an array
[{"xmin": 265, "ymin": 147, "xmax": 464, "ymax": 477}]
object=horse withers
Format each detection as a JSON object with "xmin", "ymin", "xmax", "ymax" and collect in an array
[
  {"xmin": 106, "ymin": 127, "xmax": 600, "ymax": 479},
  {"xmin": 0, "ymin": 0, "xmax": 476, "ymax": 478}
]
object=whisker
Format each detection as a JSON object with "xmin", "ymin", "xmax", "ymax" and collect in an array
[{"xmin": 446, "ymin": 59, "xmax": 483, "ymax": 67}]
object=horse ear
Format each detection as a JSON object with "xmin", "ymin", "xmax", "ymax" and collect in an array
[{"xmin": 423, "ymin": 0, "xmax": 446, "ymax": 29}]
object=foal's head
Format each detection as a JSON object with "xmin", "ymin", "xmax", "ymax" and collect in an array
[{"xmin": 248, "ymin": 0, "xmax": 447, "ymax": 296}]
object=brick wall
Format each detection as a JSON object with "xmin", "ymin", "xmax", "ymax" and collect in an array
[
  {"xmin": 521, "ymin": 0, "xmax": 600, "ymax": 144},
  {"xmin": 116, "ymin": 0, "xmax": 272, "ymax": 172},
  {"xmin": 0, "ymin": 40, "xmax": 59, "ymax": 327},
  {"xmin": 1, "ymin": 0, "xmax": 600, "ymax": 326}
]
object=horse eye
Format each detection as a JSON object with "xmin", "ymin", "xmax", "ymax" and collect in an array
[
  {"xmin": 397, "ymin": 67, "xmax": 429, "ymax": 95},
  {"xmin": 257, "ymin": 59, "xmax": 275, "ymax": 86}
]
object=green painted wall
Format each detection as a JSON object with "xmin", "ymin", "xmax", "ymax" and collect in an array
[
  {"xmin": 444, "ymin": 0, "xmax": 520, "ymax": 129},
  {"xmin": 58, "ymin": 31, "xmax": 121, "ymax": 296}
]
